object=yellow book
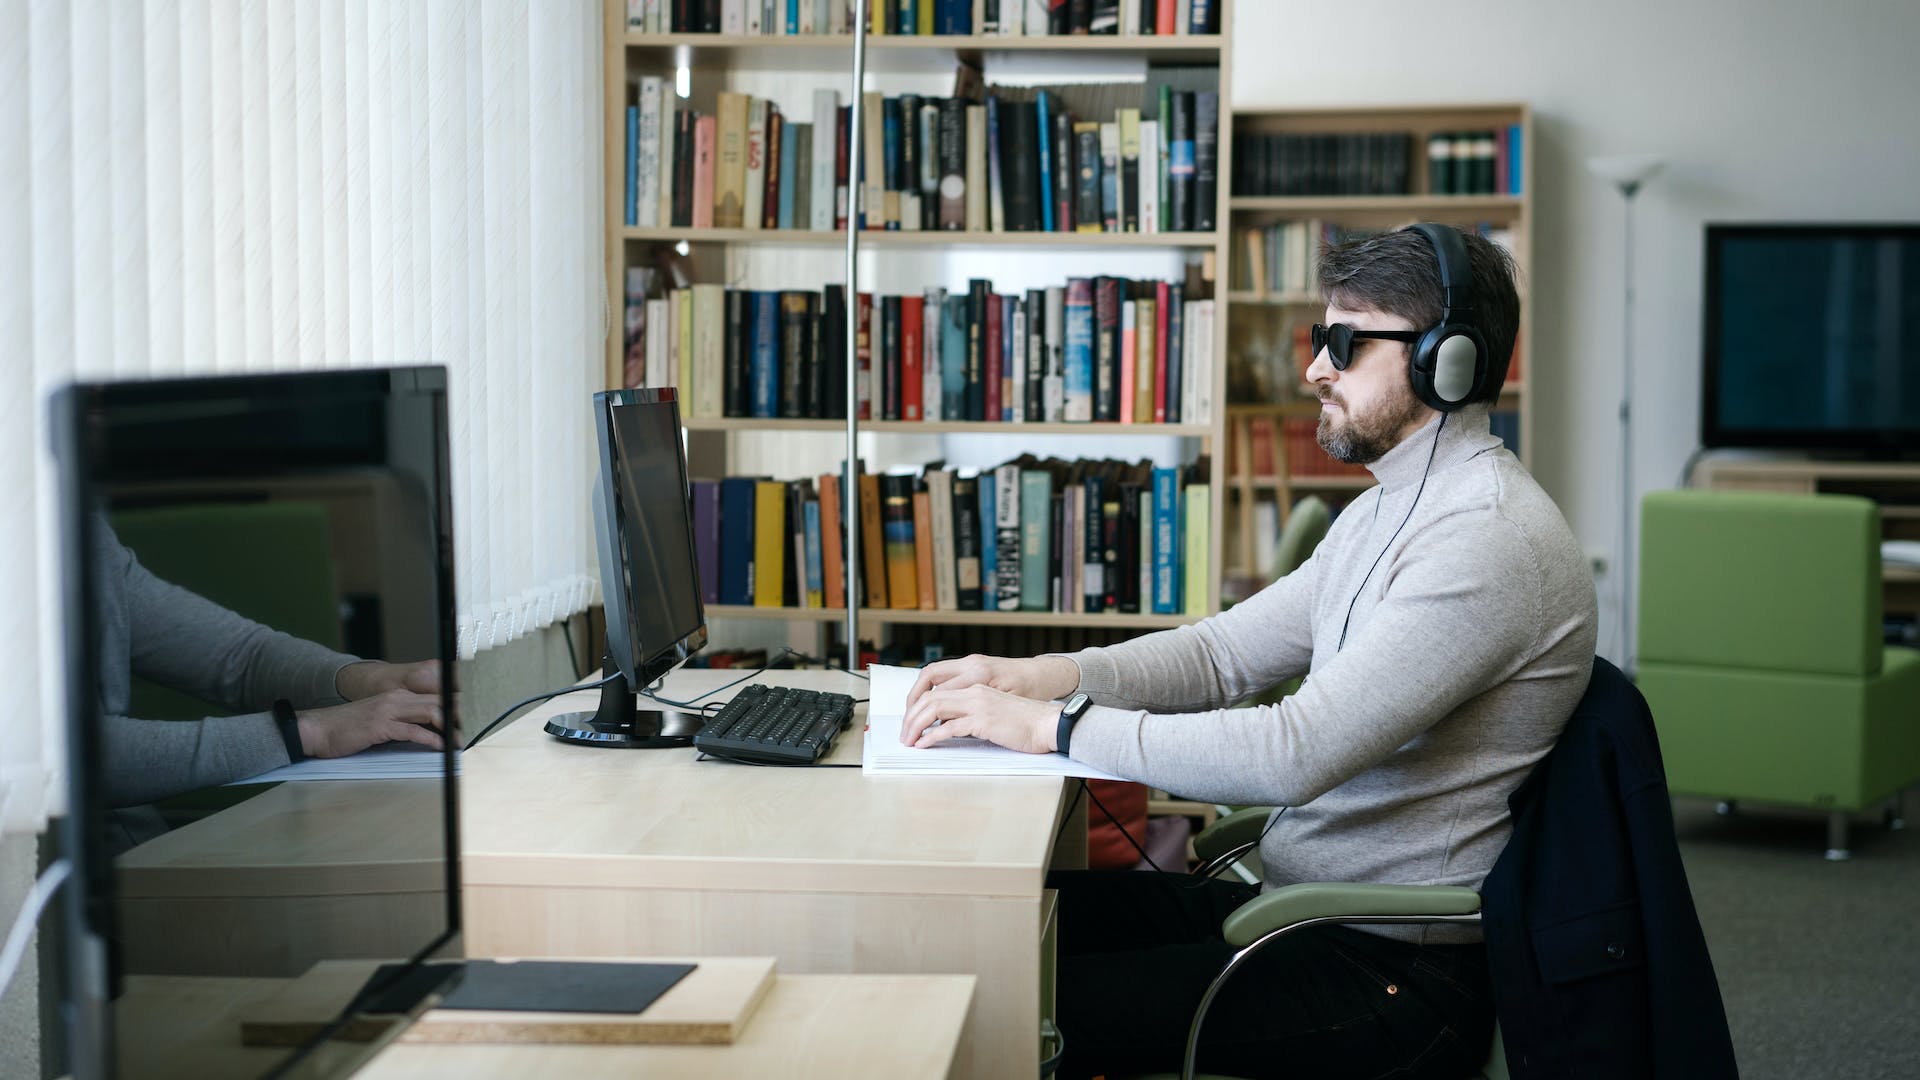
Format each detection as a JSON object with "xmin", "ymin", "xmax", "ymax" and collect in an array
[
  {"xmin": 1134, "ymin": 297, "xmax": 1156, "ymax": 424},
  {"xmin": 917, "ymin": 1, "xmax": 933, "ymax": 36},
  {"xmin": 881, "ymin": 475, "xmax": 920, "ymax": 610},
  {"xmin": 714, "ymin": 92, "xmax": 750, "ymax": 229},
  {"xmin": 1183, "ymin": 482, "xmax": 1210, "ymax": 616},
  {"xmin": 754, "ymin": 480, "xmax": 787, "ymax": 607},
  {"xmin": 676, "ymin": 288, "xmax": 694, "ymax": 398}
]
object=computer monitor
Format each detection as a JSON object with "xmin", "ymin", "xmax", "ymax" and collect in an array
[
  {"xmin": 544, "ymin": 387, "xmax": 710, "ymax": 748},
  {"xmin": 51, "ymin": 368, "xmax": 461, "ymax": 1080}
]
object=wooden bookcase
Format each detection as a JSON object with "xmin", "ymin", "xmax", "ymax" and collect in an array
[
  {"xmin": 1220, "ymin": 102, "xmax": 1534, "ymax": 597},
  {"xmin": 599, "ymin": 3, "xmax": 1234, "ymax": 649}
]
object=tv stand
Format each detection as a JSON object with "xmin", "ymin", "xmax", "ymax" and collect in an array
[
  {"xmin": 544, "ymin": 673, "xmax": 705, "ymax": 748},
  {"xmin": 1694, "ymin": 457, "xmax": 1920, "ymax": 617}
]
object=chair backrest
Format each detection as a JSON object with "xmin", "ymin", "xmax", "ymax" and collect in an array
[
  {"xmin": 1274, "ymin": 495, "xmax": 1331, "ymax": 578},
  {"xmin": 1638, "ymin": 489, "xmax": 1881, "ymax": 676}
]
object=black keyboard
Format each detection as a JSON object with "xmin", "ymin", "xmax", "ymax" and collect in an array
[{"xmin": 693, "ymin": 683, "xmax": 856, "ymax": 766}]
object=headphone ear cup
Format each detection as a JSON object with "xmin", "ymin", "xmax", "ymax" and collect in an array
[{"xmin": 1411, "ymin": 323, "xmax": 1489, "ymax": 411}]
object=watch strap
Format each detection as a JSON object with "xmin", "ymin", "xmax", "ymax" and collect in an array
[{"xmin": 272, "ymin": 699, "xmax": 307, "ymax": 764}]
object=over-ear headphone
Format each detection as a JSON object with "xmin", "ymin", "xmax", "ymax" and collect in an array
[{"xmin": 1406, "ymin": 223, "xmax": 1490, "ymax": 412}]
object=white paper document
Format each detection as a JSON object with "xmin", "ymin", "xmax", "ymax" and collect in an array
[
  {"xmin": 230, "ymin": 742, "xmax": 458, "ymax": 785},
  {"xmin": 861, "ymin": 665, "xmax": 1126, "ymax": 780}
]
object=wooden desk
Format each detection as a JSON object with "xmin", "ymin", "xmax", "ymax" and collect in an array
[
  {"xmin": 460, "ymin": 668, "xmax": 1084, "ymax": 1080},
  {"xmin": 114, "ymin": 968, "xmax": 972, "ymax": 1080}
]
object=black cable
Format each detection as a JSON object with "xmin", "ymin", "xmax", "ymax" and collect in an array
[
  {"xmin": 468, "ymin": 672, "xmax": 620, "ymax": 747},
  {"xmin": 1677, "ymin": 443, "xmax": 1708, "ymax": 489},
  {"xmin": 1337, "ymin": 412, "xmax": 1447, "ymax": 651},
  {"xmin": 1050, "ymin": 781, "xmax": 1088, "ymax": 853},
  {"xmin": 1079, "ymin": 780, "xmax": 1287, "ymax": 890},
  {"xmin": 641, "ymin": 662, "xmax": 772, "ymax": 710}
]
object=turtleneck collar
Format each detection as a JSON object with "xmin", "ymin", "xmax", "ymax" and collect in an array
[{"xmin": 1364, "ymin": 403, "xmax": 1503, "ymax": 493}]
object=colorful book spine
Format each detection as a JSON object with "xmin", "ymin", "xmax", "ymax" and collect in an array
[
  {"xmin": 624, "ymin": 106, "xmax": 639, "ymax": 226},
  {"xmin": 994, "ymin": 463, "xmax": 1022, "ymax": 611},
  {"xmin": 1183, "ymin": 479, "xmax": 1208, "ymax": 615},
  {"xmin": 1019, "ymin": 470, "xmax": 1052, "ymax": 612},
  {"xmin": 881, "ymin": 474, "xmax": 919, "ymax": 609},
  {"xmin": 1063, "ymin": 278, "xmax": 1094, "ymax": 421},
  {"xmin": 692, "ymin": 114, "xmax": 717, "ymax": 228},
  {"xmin": 1151, "ymin": 466, "xmax": 1178, "ymax": 614},
  {"xmin": 978, "ymin": 469, "xmax": 998, "ymax": 607}
]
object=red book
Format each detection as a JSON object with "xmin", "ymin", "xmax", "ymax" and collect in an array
[
  {"xmin": 984, "ymin": 290, "xmax": 1003, "ymax": 422},
  {"xmin": 1155, "ymin": 0, "xmax": 1175, "ymax": 35},
  {"xmin": 692, "ymin": 115, "xmax": 716, "ymax": 229},
  {"xmin": 762, "ymin": 109, "xmax": 784, "ymax": 230},
  {"xmin": 900, "ymin": 295, "xmax": 924, "ymax": 420},
  {"xmin": 855, "ymin": 291, "xmax": 873, "ymax": 419},
  {"xmin": 1153, "ymin": 279, "xmax": 1171, "ymax": 423}
]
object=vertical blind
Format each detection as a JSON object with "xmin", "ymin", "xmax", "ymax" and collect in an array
[{"xmin": 0, "ymin": 0, "xmax": 605, "ymax": 833}]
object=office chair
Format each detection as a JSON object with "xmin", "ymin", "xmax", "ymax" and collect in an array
[
  {"xmin": 1271, "ymin": 494, "xmax": 1331, "ymax": 582},
  {"xmin": 1159, "ymin": 657, "xmax": 1736, "ymax": 1080},
  {"xmin": 1636, "ymin": 489, "xmax": 1920, "ymax": 859}
]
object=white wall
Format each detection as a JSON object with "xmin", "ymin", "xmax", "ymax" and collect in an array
[{"xmin": 1234, "ymin": 0, "xmax": 1920, "ymax": 657}]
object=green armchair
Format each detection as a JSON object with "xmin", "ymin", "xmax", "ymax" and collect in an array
[{"xmin": 1635, "ymin": 489, "xmax": 1920, "ymax": 859}]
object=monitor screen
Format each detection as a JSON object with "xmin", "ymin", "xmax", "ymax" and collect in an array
[
  {"xmin": 53, "ymin": 368, "xmax": 460, "ymax": 1080},
  {"xmin": 595, "ymin": 388, "xmax": 706, "ymax": 688},
  {"xmin": 1703, "ymin": 224, "xmax": 1920, "ymax": 450}
]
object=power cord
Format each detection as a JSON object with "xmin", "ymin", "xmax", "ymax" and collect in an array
[
  {"xmin": 468, "ymin": 671, "xmax": 621, "ymax": 746},
  {"xmin": 1, "ymin": 859, "xmax": 70, "ymax": 1000},
  {"xmin": 1078, "ymin": 780, "xmax": 1287, "ymax": 890}
]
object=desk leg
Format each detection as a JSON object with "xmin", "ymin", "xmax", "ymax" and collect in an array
[{"xmin": 1048, "ymin": 782, "xmax": 1089, "ymax": 873}]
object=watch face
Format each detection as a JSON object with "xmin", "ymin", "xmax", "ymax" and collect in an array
[{"xmin": 1065, "ymin": 692, "xmax": 1090, "ymax": 717}]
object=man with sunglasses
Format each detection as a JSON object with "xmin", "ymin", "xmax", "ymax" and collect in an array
[{"xmin": 900, "ymin": 224, "xmax": 1598, "ymax": 1079}]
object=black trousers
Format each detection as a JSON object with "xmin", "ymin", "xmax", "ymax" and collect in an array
[{"xmin": 1049, "ymin": 871, "xmax": 1495, "ymax": 1080}]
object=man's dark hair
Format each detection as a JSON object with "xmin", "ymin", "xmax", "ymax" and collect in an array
[{"xmin": 1317, "ymin": 226, "xmax": 1521, "ymax": 405}]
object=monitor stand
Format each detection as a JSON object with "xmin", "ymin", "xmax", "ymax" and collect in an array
[{"xmin": 544, "ymin": 671, "xmax": 704, "ymax": 748}]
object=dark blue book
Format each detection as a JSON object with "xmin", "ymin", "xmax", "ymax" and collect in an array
[
  {"xmin": 691, "ymin": 480, "xmax": 721, "ymax": 605},
  {"xmin": 935, "ymin": 0, "xmax": 971, "ymax": 36},
  {"xmin": 1035, "ymin": 92, "xmax": 1055, "ymax": 233},
  {"xmin": 749, "ymin": 291, "xmax": 781, "ymax": 418},
  {"xmin": 1164, "ymin": 283, "xmax": 1184, "ymax": 423},
  {"xmin": 719, "ymin": 476, "xmax": 758, "ymax": 607},
  {"xmin": 624, "ymin": 106, "xmax": 638, "ymax": 226}
]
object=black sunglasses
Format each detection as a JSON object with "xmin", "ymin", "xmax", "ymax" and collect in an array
[{"xmin": 1312, "ymin": 323, "xmax": 1421, "ymax": 371}]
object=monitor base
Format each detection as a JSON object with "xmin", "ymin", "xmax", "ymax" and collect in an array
[{"xmin": 544, "ymin": 675, "xmax": 703, "ymax": 748}]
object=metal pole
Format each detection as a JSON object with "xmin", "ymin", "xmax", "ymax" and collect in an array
[
  {"xmin": 843, "ymin": 6, "xmax": 867, "ymax": 670},
  {"xmin": 1619, "ymin": 185, "xmax": 1637, "ymax": 673}
]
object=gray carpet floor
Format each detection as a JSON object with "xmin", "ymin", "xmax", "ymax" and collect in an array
[{"xmin": 1674, "ymin": 794, "xmax": 1920, "ymax": 1079}]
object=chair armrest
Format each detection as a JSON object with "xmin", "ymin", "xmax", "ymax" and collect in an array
[
  {"xmin": 1191, "ymin": 807, "xmax": 1272, "ymax": 864},
  {"xmin": 1222, "ymin": 883, "xmax": 1482, "ymax": 947}
]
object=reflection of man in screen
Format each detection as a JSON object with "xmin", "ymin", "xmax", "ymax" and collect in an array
[{"xmin": 95, "ymin": 519, "xmax": 444, "ymax": 816}]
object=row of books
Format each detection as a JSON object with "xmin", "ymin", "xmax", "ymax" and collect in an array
[
  {"xmin": 1426, "ymin": 128, "xmax": 1525, "ymax": 196},
  {"xmin": 1229, "ymin": 220, "xmax": 1518, "ymax": 299},
  {"xmin": 625, "ymin": 0, "xmax": 1222, "ymax": 36},
  {"xmin": 622, "ymin": 275, "xmax": 1218, "ymax": 424},
  {"xmin": 621, "ymin": 82, "xmax": 1222, "ymax": 234},
  {"xmin": 690, "ymin": 456, "xmax": 1212, "ymax": 617},
  {"xmin": 1231, "ymin": 133, "xmax": 1416, "ymax": 198}
]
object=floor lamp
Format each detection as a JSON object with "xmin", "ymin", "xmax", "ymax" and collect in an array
[{"xmin": 1587, "ymin": 154, "xmax": 1664, "ymax": 673}]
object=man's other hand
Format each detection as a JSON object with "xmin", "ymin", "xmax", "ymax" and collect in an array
[
  {"xmin": 296, "ymin": 688, "xmax": 445, "ymax": 758},
  {"xmin": 903, "ymin": 653, "xmax": 1079, "ymax": 716},
  {"xmin": 336, "ymin": 658, "xmax": 442, "ymax": 700},
  {"xmin": 898, "ymin": 683, "xmax": 1060, "ymax": 755}
]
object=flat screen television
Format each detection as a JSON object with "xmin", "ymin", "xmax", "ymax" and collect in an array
[
  {"xmin": 1702, "ymin": 223, "xmax": 1920, "ymax": 452},
  {"xmin": 51, "ymin": 367, "xmax": 461, "ymax": 1080}
]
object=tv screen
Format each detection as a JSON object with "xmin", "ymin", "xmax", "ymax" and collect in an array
[
  {"xmin": 1703, "ymin": 224, "xmax": 1920, "ymax": 450},
  {"xmin": 52, "ymin": 368, "xmax": 461, "ymax": 1080}
]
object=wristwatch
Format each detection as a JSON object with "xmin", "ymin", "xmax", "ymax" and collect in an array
[{"xmin": 1055, "ymin": 692, "xmax": 1092, "ymax": 756}]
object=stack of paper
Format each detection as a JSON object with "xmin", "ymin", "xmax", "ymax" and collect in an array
[
  {"xmin": 229, "ymin": 742, "xmax": 458, "ymax": 785},
  {"xmin": 861, "ymin": 665, "xmax": 1125, "ymax": 780}
]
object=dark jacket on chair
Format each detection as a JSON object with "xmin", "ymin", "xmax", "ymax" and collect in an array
[{"xmin": 1481, "ymin": 657, "xmax": 1739, "ymax": 1079}]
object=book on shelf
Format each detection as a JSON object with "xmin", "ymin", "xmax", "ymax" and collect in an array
[
  {"xmin": 624, "ymin": 0, "xmax": 1219, "ymax": 34},
  {"xmin": 696, "ymin": 455, "xmax": 1210, "ymax": 618},
  {"xmin": 1231, "ymin": 131, "xmax": 1414, "ymax": 198}
]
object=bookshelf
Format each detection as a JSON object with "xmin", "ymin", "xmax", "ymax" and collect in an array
[
  {"xmin": 600, "ymin": 2, "xmax": 1234, "ymax": 659},
  {"xmin": 1220, "ymin": 102, "xmax": 1533, "ymax": 596}
]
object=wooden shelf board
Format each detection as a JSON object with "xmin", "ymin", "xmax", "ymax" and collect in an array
[
  {"xmin": 684, "ymin": 417, "xmax": 1214, "ymax": 436},
  {"xmin": 706, "ymin": 605, "xmax": 1201, "ymax": 629},
  {"xmin": 620, "ymin": 32, "xmax": 1224, "ymax": 60},
  {"xmin": 1285, "ymin": 475, "xmax": 1376, "ymax": 490},
  {"xmin": 619, "ymin": 226, "xmax": 1223, "ymax": 248}
]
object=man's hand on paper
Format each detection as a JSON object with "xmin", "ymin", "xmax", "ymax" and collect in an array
[
  {"xmin": 903, "ymin": 653, "xmax": 1079, "ymax": 709},
  {"xmin": 899, "ymin": 682, "xmax": 1060, "ymax": 755}
]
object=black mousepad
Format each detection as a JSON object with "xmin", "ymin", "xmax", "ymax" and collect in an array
[{"xmin": 357, "ymin": 960, "xmax": 697, "ymax": 1015}]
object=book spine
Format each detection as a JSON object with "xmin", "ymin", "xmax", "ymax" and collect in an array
[
  {"xmin": 1119, "ymin": 298, "xmax": 1136, "ymax": 423},
  {"xmin": 942, "ymin": 293, "xmax": 967, "ymax": 419},
  {"xmin": 625, "ymin": 106, "xmax": 638, "ymax": 226},
  {"xmin": 881, "ymin": 474, "xmax": 920, "ymax": 609},
  {"xmin": 1138, "ymin": 119, "xmax": 1158, "ymax": 234},
  {"xmin": 912, "ymin": 487, "xmax": 937, "ymax": 610},
  {"xmin": 978, "ymin": 470, "xmax": 998, "ymax": 606},
  {"xmin": 918, "ymin": 103, "xmax": 940, "ymax": 230},
  {"xmin": 1193, "ymin": 91, "xmax": 1218, "ymax": 231},
  {"xmin": 715, "ymin": 92, "xmax": 749, "ymax": 228},
  {"xmin": 1024, "ymin": 288, "xmax": 1046, "ymax": 418},
  {"xmin": 823, "ymin": 284, "xmax": 848, "ymax": 419},
  {"xmin": 951, "ymin": 474, "xmax": 983, "ymax": 609},
  {"xmin": 803, "ymin": 292, "xmax": 825, "ymax": 418},
  {"xmin": 858, "ymin": 471, "xmax": 889, "ymax": 607},
  {"xmin": 835, "ymin": 105, "xmax": 851, "ymax": 229},
  {"xmin": 965, "ymin": 104, "xmax": 988, "ymax": 230},
  {"xmin": 1063, "ymin": 278, "xmax": 1094, "ymax": 421},
  {"xmin": 744, "ymin": 98, "xmax": 768, "ymax": 231},
  {"xmin": 1044, "ymin": 285, "xmax": 1066, "ymax": 421},
  {"xmin": 938, "ymin": 97, "xmax": 968, "ymax": 229},
  {"xmin": 1073, "ymin": 121, "xmax": 1102, "ymax": 232},
  {"xmin": 638, "ymin": 80, "xmax": 664, "ymax": 228},
  {"xmin": 720, "ymin": 476, "xmax": 758, "ymax": 606},
  {"xmin": 986, "ymin": 96, "xmax": 1006, "ymax": 232},
  {"xmin": 754, "ymin": 480, "xmax": 787, "ymax": 606},
  {"xmin": 1101, "ymin": 478, "xmax": 1121, "ymax": 610},
  {"xmin": 810, "ymin": 89, "xmax": 838, "ymax": 230},
  {"xmin": 922, "ymin": 287, "xmax": 944, "ymax": 420},
  {"xmin": 927, "ymin": 469, "xmax": 957, "ymax": 610},
  {"xmin": 1081, "ymin": 474, "xmax": 1104, "ymax": 610},
  {"xmin": 965, "ymin": 279, "xmax": 988, "ymax": 420},
  {"xmin": 1034, "ymin": 93, "xmax": 1055, "ymax": 232},
  {"xmin": 761, "ymin": 109, "xmax": 783, "ymax": 228},
  {"xmin": 984, "ymin": 287, "xmax": 1003, "ymax": 421},
  {"xmin": 1183, "ymin": 478, "xmax": 1208, "ymax": 615},
  {"xmin": 819, "ymin": 471, "xmax": 846, "ymax": 609},
  {"xmin": 780, "ymin": 292, "xmax": 810, "ymax": 418},
  {"xmin": 1118, "ymin": 108, "xmax": 1140, "ymax": 232},
  {"xmin": 1000, "ymin": 101, "xmax": 1040, "ymax": 231},
  {"xmin": 778, "ymin": 119, "xmax": 800, "ymax": 228},
  {"xmin": 1151, "ymin": 467, "xmax": 1176, "ymax": 613},
  {"xmin": 1092, "ymin": 276, "xmax": 1120, "ymax": 421},
  {"xmin": 1167, "ymin": 91, "xmax": 1193, "ymax": 231},
  {"xmin": 1164, "ymin": 283, "xmax": 1183, "ymax": 422},
  {"xmin": 900, "ymin": 294, "xmax": 924, "ymax": 420},
  {"xmin": 862, "ymin": 91, "xmax": 887, "ymax": 229},
  {"xmin": 1133, "ymin": 296, "xmax": 1155, "ymax": 423},
  {"xmin": 692, "ymin": 114, "xmax": 717, "ymax": 228},
  {"xmin": 994, "ymin": 463, "xmax": 1022, "ymax": 610},
  {"xmin": 693, "ymin": 480, "xmax": 722, "ymax": 604},
  {"xmin": 804, "ymin": 496, "xmax": 826, "ymax": 607},
  {"xmin": 1018, "ymin": 470, "xmax": 1052, "ymax": 611},
  {"xmin": 855, "ymin": 291, "xmax": 873, "ymax": 418},
  {"xmin": 1099, "ymin": 121, "xmax": 1119, "ymax": 231}
]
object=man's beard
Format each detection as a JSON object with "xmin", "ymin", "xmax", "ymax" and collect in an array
[{"xmin": 1316, "ymin": 385, "xmax": 1427, "ymax": 465}]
